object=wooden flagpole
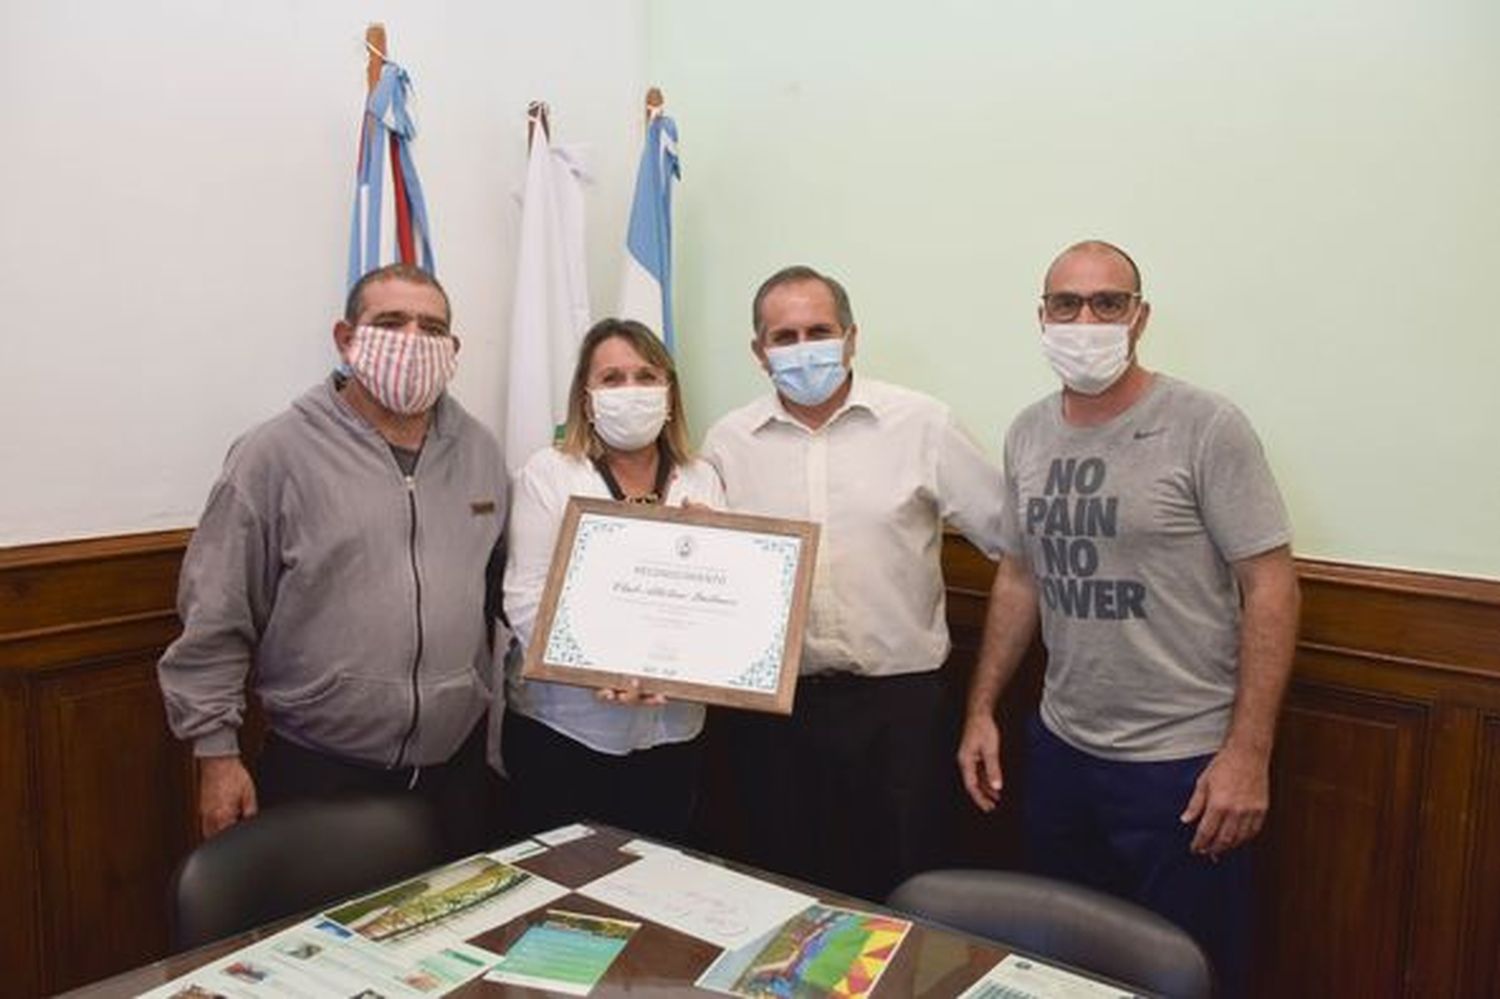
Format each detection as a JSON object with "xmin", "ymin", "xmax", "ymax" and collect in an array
[
  {"xmin": 365, "ymin": 23, "xmax": 386, "ymax": 93},
  {"xmin": 527, "ymin": 101, "xmax": 551, "ymax": 150}
]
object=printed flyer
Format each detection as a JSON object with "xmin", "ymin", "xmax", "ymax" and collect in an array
[
  {"xmin": 486, "ymin": 909, "xmax": 641, "ymax": 995},
  {"xmin": 698, "ymin": 904, "xmax": 911, "ymax": 999}
]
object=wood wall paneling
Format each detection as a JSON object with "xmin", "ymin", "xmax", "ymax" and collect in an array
[
  {"xmin": 1294, "ymin": 559, "xmax": 1500, "ymax": 997},
  {"xmin": 0, "ymin": 531, "xmax": 196, "ymax": 997},
  {"xmin": 1253, "ymin": 682, "xmax": 1428, "ymax": 998},
  {"xmin": 0, "ymin": 682, "xmax": 41, "ymax": 999},
  {"xmin": 0, "ymin": 531, "xmax": 187, "ymax": 640},
  {"xmin": 1297, "ymin": 559, "xmax": 1498, "ymax": 672},
  {"xmin": 35, "ymin": 658, "xmax": 195, "ymax": 992},
  {"xmin": 1459, "ymin": 715, "xmax": 1500, "ymax": 995},
  {"xmin": 2, "ymin": 531, "xmax": 1499, "ymax": 997},
  {"xmin": 942, "ymin": 543, "xmax": 1500, "ymax": 999}
]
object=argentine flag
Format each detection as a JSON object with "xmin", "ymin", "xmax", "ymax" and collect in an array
[
  {"xmin": 348, "ymin": 59, "xmax": 435, "ymax": 288},
  {"xmin": 617, "ymin": 113, "xmax": 680, "ymax": 350}
]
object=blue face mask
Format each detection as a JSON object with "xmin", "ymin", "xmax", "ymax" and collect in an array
[{"xmin": 766, "ymin": 339, "xmax": 849, "ymax": 407}]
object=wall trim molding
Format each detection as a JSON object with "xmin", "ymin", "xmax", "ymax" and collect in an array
[
  {"xmin": 1, "ymin": 529, "xmax": 194, "ymax": 676},
  {"xmin": 7, "ymin": 528, "xmax": 1496, "ymax": 667},
  {"xmin": 0, "ymin": 528, "xmax": 193, "ymax": 570},
  {"xmin": 1297, "ymin": 556, "xmax": 1500, "ymax": 606}
]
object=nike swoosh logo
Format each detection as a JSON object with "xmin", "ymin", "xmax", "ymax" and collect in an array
[{"xmin": 1134, "ymin": 428, "xmax": 1167, "ymax": 440}]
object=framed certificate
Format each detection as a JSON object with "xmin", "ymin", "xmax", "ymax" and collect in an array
[{"xmin": 522, "ymin": 498, "xmax": 820, "ymax": 714}]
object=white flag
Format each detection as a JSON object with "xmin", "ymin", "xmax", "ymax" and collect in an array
[{"xmin": 505, "ymin": 116, "xmax": 590, "ymax": 477}]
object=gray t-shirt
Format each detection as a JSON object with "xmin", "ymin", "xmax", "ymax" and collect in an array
[{"xmin": 998, "ymin": 374, "xmax": 1292, "ymax": 761}]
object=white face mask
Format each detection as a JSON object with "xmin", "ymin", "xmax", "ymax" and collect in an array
[
  {"xmin": 764, "ymin": 338, "xmax": 849, "ymax": 408},
  {"xmin": 589, "ymin": 385, "xmax": 669, "ymax": 452},
  {"xmin": 1040, "ymin": 323, "xmax": 1132, "ymax": 395}
]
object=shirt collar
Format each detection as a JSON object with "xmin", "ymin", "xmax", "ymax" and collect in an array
[{"xmin": 750, "ymin": 374, "xmax": 879, "ymax": 434}]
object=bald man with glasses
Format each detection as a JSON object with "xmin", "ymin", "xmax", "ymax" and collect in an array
[{"xmin": 958, "ymin": 240, "xmax": 1300, "ymax": 995}]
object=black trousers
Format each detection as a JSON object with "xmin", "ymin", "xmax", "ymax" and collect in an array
[
  {"xmin": 715, "ymin": 669, "xmax": 960, "ymax": 903},
  {"xmin": 500, "ymin": 709, "xmax": 703, "ymax": 843},
  {"xmin": 256, "ymin": 720, "xmax": 497, "ymax": 861}
]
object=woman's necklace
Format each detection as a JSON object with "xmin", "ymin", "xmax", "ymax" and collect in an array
[{"xmin": 594, "ymin": 441, "xmax": 673, "ymax": 504}]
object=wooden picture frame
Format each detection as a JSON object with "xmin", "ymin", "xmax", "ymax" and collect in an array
[{"xmin": 521, "ymin": 497, "xmax": 819, "ymax": 714}]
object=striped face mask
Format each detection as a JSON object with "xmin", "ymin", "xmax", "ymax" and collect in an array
[{"xmin": 344, "ymin": 325, "xmax": 457, "ymax": 415}]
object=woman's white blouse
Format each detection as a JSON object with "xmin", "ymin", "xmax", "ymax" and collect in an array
[{"xmin": 503, "ymin": 447, "xmax": 727, "ymax": 754}]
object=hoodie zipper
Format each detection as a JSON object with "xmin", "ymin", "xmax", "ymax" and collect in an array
[{"xmin": 393, "ymin": 473, "xmax": 423, "ymax": 768}]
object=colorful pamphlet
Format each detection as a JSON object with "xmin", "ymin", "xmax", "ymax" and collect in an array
[
  {"xmin": 486, "ymin": 909, "xmax": 642, "ymax": 995},
  {"xmin": 697, "ymin": 904, "xmax": 911, "ymax": 999}
]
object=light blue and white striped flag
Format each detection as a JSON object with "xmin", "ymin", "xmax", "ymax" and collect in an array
[
  {"xmin": 348, "ymin": 59, "xmax": 435, "ymax": 288},
  {"xmin": 617, "ymin": 112, "xmax": 680, "ymax": 350}
]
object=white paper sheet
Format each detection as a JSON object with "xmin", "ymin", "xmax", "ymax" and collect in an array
[
  {"xmin": 536, "ymin": 822, "xmax": 596, "ymax": 846},
  {"xmin": 957, "ymin": 954, "xmax": 1143, "ymax": 999},
  {"xmin": 619, "ymin": 837, "xmax": 682, "ymax": 857},
  {"xmin": 578, "ymin": 852, "xmax": 816, "ymax": 950}
]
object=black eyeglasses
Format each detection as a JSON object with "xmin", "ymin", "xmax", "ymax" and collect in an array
[{"xmin": 1041, "ymin": 291, "xmax": 1141, "ymax": 323}]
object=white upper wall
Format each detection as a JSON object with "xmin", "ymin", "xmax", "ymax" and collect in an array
[
  {"xmin": 649, "ymin": 0, "xmax": 1500, "ymax": 579},
  {"xmin": 6, "ymin": 0, "xmax": 1499, "ymax": 580},
  {"xmin": 0, "ymin": 0, "xmax": 647, "ymax": 545}
]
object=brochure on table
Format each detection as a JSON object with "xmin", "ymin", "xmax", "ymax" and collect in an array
[
  {"xmin": 322, "ymin": 853, "xmax": 569, "ymax": 963},
  {"xmin": 697, "ymin": 903, "xmax": 912, "ymax": 999},
  {"xmin": 486, "ymin": 909, "xmax": 641, "ymax": 995},
  {"xmin": 137, "ymin": 918, "xmax": 495, "ymax": 999},
  {"xmin": 141, "ymin": 852, "xmax": 568, "ymax": 999}
]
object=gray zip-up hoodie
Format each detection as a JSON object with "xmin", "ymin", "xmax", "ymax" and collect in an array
[{"xmin": 158, "ymin": 379, "xmax": 506, "ymax": 768}]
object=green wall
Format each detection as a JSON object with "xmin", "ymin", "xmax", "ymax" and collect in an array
[{"xmin": 648, "ymin": 0, "xmax": 1500, "ymax": 579}]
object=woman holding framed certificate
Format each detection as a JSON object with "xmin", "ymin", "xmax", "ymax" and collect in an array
[{"xmin": 499, "ymin": 319, "xmax": 725, "ymax": 840}]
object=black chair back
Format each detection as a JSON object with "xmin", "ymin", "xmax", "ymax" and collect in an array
[
  {"xmin": 889, "ymin": 869, "xmax": 1214, "ymax": 999},
  {"xmin": 169, "ymin": 795, "xmax": 445, "ymax": 951}
]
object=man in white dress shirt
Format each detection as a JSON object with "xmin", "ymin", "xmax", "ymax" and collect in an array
[{"xmin": 701, "ymin": 265, "xmax": 1005, "ymax": 901}]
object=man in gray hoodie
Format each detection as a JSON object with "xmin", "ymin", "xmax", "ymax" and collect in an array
[{"xmin": 158, "ymin": 264, "xmax": 506, "ymax": 856}]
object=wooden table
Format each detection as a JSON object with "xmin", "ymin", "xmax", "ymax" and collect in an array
[{"xmin": 59, "ymin": 825, "xmax": 1131, "ymax": 997}]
